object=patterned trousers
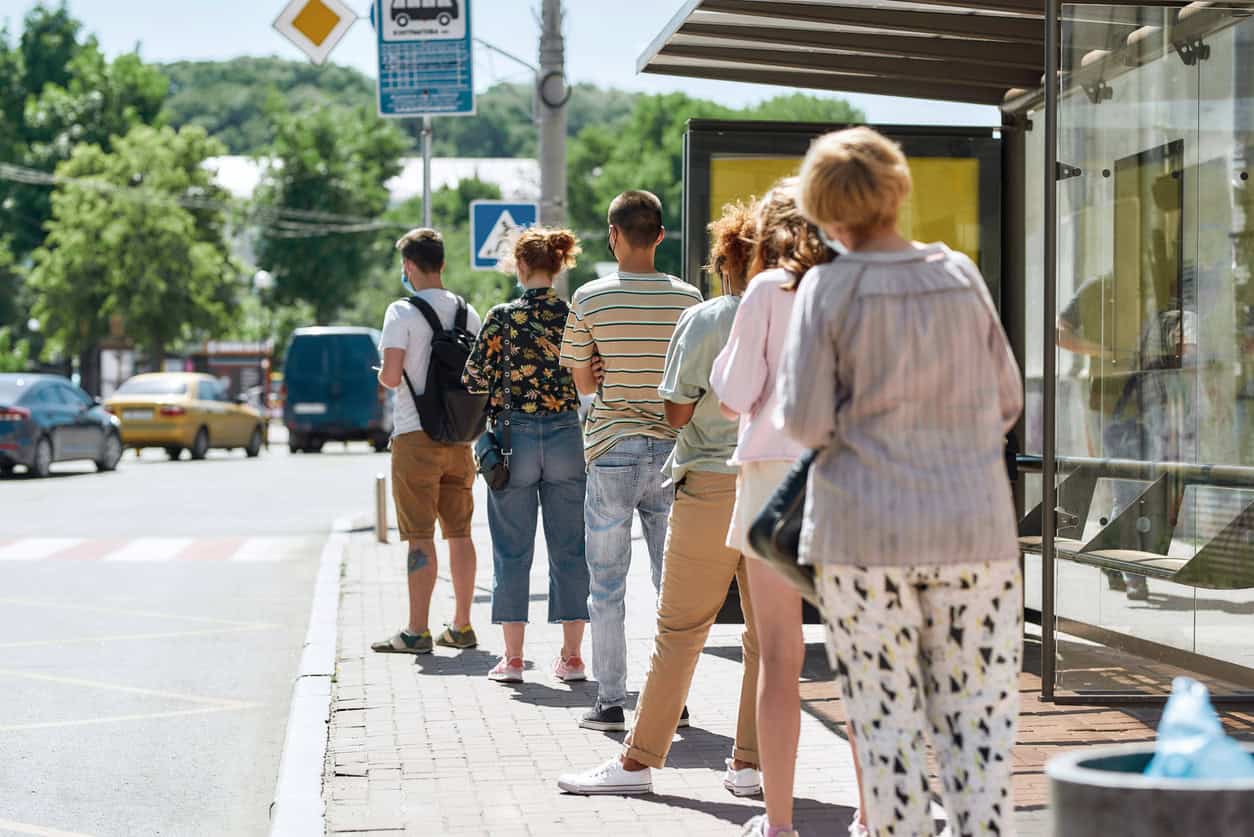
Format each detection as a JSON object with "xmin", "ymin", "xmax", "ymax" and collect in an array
[{"xmin": 817, "ymin": 561, "xmax": 1022, "ymax": 837}]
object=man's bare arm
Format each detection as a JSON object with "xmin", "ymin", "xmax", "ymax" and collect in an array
[
  {"xmin": 379, "ymin": 347, "xmax": 405, "ymax": 389},
  {"xmin": 664, "ymin": 400, "xmax": 696, "ymax": 429}
]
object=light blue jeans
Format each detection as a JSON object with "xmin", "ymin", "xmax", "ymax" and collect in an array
[
  {"xmin": 486, "ymin": 411, "xmax": 590, "ymax": 624},
  {"xmin": 584, "ymin": 435, "xmax": 674, "ymax": 708}
]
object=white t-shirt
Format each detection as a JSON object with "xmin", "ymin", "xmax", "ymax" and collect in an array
[{"xmin": 379, "ymin": 289, "xmax": 482, "ymax": 436}]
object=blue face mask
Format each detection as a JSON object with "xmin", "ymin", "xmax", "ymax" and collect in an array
[
  {"xmin": 818, "ymin": 228, "xmax": 849, "ymax": 257},
  {"xmin": 401, "ymin": 268, "xmax": 418, "ymax": 296}
]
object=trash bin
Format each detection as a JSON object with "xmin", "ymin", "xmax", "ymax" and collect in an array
[{"xmin": 1047, "ymin": 742, "xmax": 1254, "ymax": 837}]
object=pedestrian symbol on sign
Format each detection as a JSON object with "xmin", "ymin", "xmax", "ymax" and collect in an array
[{"xmin": 469, "ymin": 201, "xmax": 539, "ymax": 271}]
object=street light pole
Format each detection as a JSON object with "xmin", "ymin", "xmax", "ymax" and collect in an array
[
  {"xmin": 538, "ymin": 0, "xmax": 569, "ymax": 294},
  {"xmin": 422, "ymin": 115, "xmax": 433, "ymax": 229}
]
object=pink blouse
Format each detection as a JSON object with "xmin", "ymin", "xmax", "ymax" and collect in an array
[{"xmin": 709, "ymin": 268, "xmax": 807, "ymax": 465}]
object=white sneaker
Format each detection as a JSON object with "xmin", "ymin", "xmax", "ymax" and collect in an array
[
  {"xmin": 742, "ymin": 815, "xmax": 800, "ymax": 837},
  {"xmin": 722, "ymin": 758, "xmax": 762, "ymax": 796},
  {"xmin": 557, "ymin": 758, "xmax": 652, "ymax": 795},
  {"xmin": 848, "ymin": 811, "xmax": 870, "ymax": 837}
]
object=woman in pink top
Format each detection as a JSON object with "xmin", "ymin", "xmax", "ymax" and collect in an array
[{"xmin": 711, "ymin": 179, "xmax": 867, "ymax": 837}]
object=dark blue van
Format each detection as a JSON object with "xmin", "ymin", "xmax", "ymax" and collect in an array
[{"xmin": 281, "ymin": 328, "xmax": 392, "ymax": 454}]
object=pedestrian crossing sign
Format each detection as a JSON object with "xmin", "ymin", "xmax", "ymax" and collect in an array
[
  {"xmin": 470, "ymin": 201, "xmax": 539, "ymax": 271},
  {"xmin": 273, "ymin": 0, "xmax": 358, "ymax": 65}
]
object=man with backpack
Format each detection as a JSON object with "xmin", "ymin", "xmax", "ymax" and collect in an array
[{"xmin": 372, "ymin": 227, "xmax": 486, "ymax": 655}]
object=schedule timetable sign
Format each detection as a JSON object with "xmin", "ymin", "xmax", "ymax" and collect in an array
[{"xmin": 375, "ymin": 0, "xmax": 475, "ymax": 118}]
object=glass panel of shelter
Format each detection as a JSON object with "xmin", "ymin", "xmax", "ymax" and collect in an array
[{"xmin": 1032, "ymin": 5, "xmax": 1254, "ymax": 698}]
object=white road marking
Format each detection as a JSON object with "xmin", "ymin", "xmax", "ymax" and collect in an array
[
  {"xmin": 0, "ymin": 597, "xmax": 275, "ymax": 627},
  {"xmin": 0, "ymin": 539, "xmax": 83, "ymax": 561},
  {"xmin": 0, "ymin": 817, "xmax": 96, "ymax": 836},
  {"xmin": 229, "ymin": 536, "xmax": 305, "ymax": 562},
  {"xmin": 102, "ymin": 537, "xmax": 193, "ymax": 562},
  {"xmin": 0, "ymin": 667, "xmax": 254, "ymax": 708},
  {"xmin": 0, "ymin": 704, "xmax": 259, "ymax": 733}
]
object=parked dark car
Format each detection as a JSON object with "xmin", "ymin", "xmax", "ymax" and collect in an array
[
  {"xmin": 281, "ymin": 328, "xmax": 392, "ymax": 454},
  {"xmin": 0, "ymin": 373, "xmax": 123, "ymax": 477}
]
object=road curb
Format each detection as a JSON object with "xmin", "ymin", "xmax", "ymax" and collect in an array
[{"xmin": 268, "ymin": 516, "xmax": 354, "ymax": 837}]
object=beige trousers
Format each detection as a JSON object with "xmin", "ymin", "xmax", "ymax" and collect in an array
[{"xmin": 625, "ymin": 470, "xmax": 760, "ymax": 769}]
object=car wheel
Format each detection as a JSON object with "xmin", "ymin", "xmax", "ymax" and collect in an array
[
  {"xmin": 438, "ymin": 13, "xmax": 451, "ymax": 25},
  {"xmin": 372, "ymin": 434, "xmax": 390, "ymax": 453},
  {"xmin": 396, "ymin": 13, "xmax": 409, "ymax": 26},
  {"xmin": 245, "ymin": 427, "xmax": 263, "ymax": 458},
  {"xmin": 31, "ymin": 436, "xmax": 53, "ymax": 478},
  {"xmin": 190, "ymin": 427, "xmax": 210, "ymax": 461},
  {"xmin": 304, "ymin": 439, "xmax": 324, "ymax": 454},
  {"xmin": 0, "ymin": 464, "xmax": 14, "ymax": 478},
  {"xmin": 165, "ymin": 446, "xmax": 183, "ymax": 461},
  {"xmin": 95, "ymin": 432, "xmax": 123, "ymax": 472}
]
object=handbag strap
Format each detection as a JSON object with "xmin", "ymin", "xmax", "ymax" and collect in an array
[{"xmin": 499, "ymin": 302, "xmax": 514, "ymax": 458}]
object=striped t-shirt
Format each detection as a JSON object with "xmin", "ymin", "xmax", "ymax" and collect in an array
[{"xmin": 560, "ymin": 272, "xmax": 703, "ymax": 461}]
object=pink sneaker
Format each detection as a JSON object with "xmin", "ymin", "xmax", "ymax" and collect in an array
[
  {"xmin": 553, "ymin": 654, "xmax": 587, "ymax": 682},
  {"xmin": 488, "ymin": 656, "xmax": 524, "ymax": 682}
]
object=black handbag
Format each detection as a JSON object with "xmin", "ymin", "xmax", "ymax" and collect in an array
[
  {"xmin": 747, "ymin": 450, "xmax": 820, "ymax": 607},
  {"xmin": 473, "ymin": 304, "xmax": 513, "ymax": 490}
]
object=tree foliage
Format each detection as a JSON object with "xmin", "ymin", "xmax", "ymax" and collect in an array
[
  {"xmin": 26, "ymin": 125, "xmax": 238, "ymax": 364},
  {"xmin": 0, "ymin": 327, "xmax": 32, "ymax": 373},
  {"xmin": 253, "ymin": 104, "xmax": 409, "ymax": 324}
]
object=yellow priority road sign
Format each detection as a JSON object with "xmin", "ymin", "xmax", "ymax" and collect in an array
[{"xmin": 273, "ymin": 0, "xmax": 358, "ymax": 65}]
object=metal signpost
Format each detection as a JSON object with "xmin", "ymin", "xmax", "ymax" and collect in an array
[{"xmin": 469, "ymin": 201, "xmax": 539, "ymax": 271}]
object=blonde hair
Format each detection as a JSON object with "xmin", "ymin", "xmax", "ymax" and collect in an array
[
  {"xmin": 799, "ymin": 127, "xmax": 912, "ymax": 236},
  {"xmin": 749, "ymin": 177, "xmax": 834, "ymax": 290},
  {"xmin": 704, "ymin": 201, "xmax": 755, "ymax": 296},
  {"xmin": 512, "ymin": 226, "xmax": 582, "ymax": 275}
]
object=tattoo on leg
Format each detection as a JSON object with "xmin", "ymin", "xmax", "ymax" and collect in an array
[{"xmin": 407, "ymin": 547, "xmax": 429, "ymax": 574}]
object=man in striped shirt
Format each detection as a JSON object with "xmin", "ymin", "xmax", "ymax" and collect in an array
[{"xmin": 560, "ymin": 190, "xmax": 702, "ymax": 731}]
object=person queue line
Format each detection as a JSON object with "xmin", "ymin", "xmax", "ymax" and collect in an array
[{"xmin": 369, "ymin": 126, "xmax": 1025, "ymax": 837}]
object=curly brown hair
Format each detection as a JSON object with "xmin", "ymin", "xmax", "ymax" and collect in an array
[
  {"xmin": 749, "ymin": 177, "xmax": 834, "ymax": 291},
  {"xmin": 512, "ymin": 227, "xmax": 582, "ymax": 276},
  {"xmin": 704, "ymin": 201, "xmax": 756, "ymax": 296}
]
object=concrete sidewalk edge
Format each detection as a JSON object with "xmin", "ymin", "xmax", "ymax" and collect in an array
[{"xmin": 268, "ymin": 515, "xmax": 355, "ymax": 837}]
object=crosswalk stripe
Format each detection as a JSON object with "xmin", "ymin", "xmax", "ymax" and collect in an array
[
  {"xmin": 0, "ymin": 538, "xmax": 84, "ymax": 561},
  {"xmin": 103, "ymin": 537, "xmax": 194, "ymax": 562},
  {"xmin": 228, "ymin": 537, "xmax": 306, "ymax": 562}
]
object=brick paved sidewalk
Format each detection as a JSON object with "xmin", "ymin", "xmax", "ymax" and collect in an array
[
  {"xmin": 320, "ymin": 486, "xmax": 1254, "ymax": 837},
  {"xmin": 324, "ymin": 486, "xmax": 865, "ymax": 837}
]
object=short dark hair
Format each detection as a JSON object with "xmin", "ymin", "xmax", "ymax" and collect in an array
[
  {"xmin": 607, "ymin": 191, "xmax": 663, "ymax": 248},
  {"xmin": 395, "ymin": 228, "xmax": 445, "ymax": 273}
]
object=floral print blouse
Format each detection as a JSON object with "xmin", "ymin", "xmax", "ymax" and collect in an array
[{"xmin": 462, "ymin": 287, "xmax": 581, "ymax": 417}]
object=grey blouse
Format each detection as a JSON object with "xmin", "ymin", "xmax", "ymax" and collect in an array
[{"xmin": 776, "ymin": 243, "xmax": 1023, "ymax": 568}]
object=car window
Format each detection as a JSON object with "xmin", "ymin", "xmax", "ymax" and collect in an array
[
  {"xmin": 59, "ymin": 384, "xmax": 92, "ymax": 409},
  {"xmin": 116, "ymin": 377, "xmax": 189, "ymax": 396},
  {"xmin": 196, "ymin": 380, "xmax": 216, "ymax": 401}
]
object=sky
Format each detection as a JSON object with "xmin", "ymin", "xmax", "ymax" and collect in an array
[{"xmin": 0, "ymin": 0, "xmax": 998, "ymax": 127}]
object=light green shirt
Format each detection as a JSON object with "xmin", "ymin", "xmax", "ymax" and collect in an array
[{"xmin": 658, "ymin": 294, "xmax": 741, "ymax": 482}]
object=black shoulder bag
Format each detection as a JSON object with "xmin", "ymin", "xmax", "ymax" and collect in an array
[{"xmin": 473, "ymin": 305, "xmax": 512, "ymax": 490}]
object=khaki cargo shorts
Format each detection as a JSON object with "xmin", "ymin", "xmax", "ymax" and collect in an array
[{"xmin": 390, "ymin": 430, "xmax": 475, "ymax": 541}]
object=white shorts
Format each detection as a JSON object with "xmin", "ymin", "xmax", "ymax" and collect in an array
[{"xmin": 726, "ymin": 459, "xmax": 796, "ymax": 559}]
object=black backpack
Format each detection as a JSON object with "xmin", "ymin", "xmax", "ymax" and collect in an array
[{"xmin": 400, "ymin": 295, "xmax": 488, "ymax": 443}]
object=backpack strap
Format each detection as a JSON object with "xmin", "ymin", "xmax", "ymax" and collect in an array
[
  {"xmin": 453, "ymin": 296, "xmax": 468, "ymax": 331},
  {"xmin": 405, "ymin": 295, "xmax": 445, "ymax": 334}
]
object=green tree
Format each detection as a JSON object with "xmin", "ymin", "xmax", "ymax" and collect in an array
[
  {"xmin": 253, "ymin": 104, "xmax": 408, "ymax": 324},
  {"xmin": 26, "ymin": 125, "xmax": 238, "ymax": 369},
  {"xmin": 17, "ymin": 2, "xmax": 81, "ymax": 97},
  {"xmin": 0, "ymin": 327, "xmax": 32, "ymax": 373}
]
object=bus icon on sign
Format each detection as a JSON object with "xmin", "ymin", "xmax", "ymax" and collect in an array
[{"xmin": 391, "ymin": 0, "xmax": 459, "ymax": 28}]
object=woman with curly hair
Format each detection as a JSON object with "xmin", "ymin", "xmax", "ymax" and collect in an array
[
  {"xmin": 463, "ymin": 227, "xmax": 591, "ymax": 684},
  {"xmin": 557, "ymin": 202, "xmax": 768, "ymax": 797}
]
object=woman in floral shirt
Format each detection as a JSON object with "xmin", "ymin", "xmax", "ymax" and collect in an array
[{"xmin": 462, "ymin": 228, "xmax": 590, "ymax": 685}]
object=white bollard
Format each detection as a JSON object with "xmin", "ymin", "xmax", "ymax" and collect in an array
[{"xmin": 375, "ymin": 474, "xmax": 388, "ymax": 544}]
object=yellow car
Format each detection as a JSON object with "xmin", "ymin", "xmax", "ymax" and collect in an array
[{"xmin": 105, "ymin": 372, "xmax": 268, "ymax": 460}]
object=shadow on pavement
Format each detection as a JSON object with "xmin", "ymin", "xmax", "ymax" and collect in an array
[{"xmin": 412, "ymin": 648, "xmax": 497, "ymax": 676}]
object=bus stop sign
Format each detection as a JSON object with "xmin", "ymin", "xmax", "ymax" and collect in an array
[{"xmin": 374, "ymin": 0, "xmax": 475, "ymax": 117}]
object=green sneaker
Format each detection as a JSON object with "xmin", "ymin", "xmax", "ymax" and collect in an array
[
  {"xmin": 435, "ymin": 624, "xmax": 478, "ymax": 649},
  {"xmin": 371, "ymin": 629, "xmax": 432, "ymax": 654}
]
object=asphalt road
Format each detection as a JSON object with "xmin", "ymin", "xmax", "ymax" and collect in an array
[{"xmin": 0, "ymin": 428, "xmax": 389, "ymax": 837}]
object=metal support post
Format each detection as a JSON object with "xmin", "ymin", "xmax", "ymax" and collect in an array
[
  {"xmin": 1041, "ymin": 0, "xmax": 1059, "ymax": 701},
  {"xmin": 538, "ymin": 0, "xmax": 569, "ymax": 295},
  {"xmin": 422, "ymin": 116, "xmax": 433, "ymax": 229},
  {"xmin": 375, "ymin": 473, "xmax": 389, "ymax": 544}
]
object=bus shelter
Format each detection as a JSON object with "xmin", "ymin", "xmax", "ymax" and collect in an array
[{"xmin": 641, "ymin": 0, "xmax": 1254, "ymax": 702}]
